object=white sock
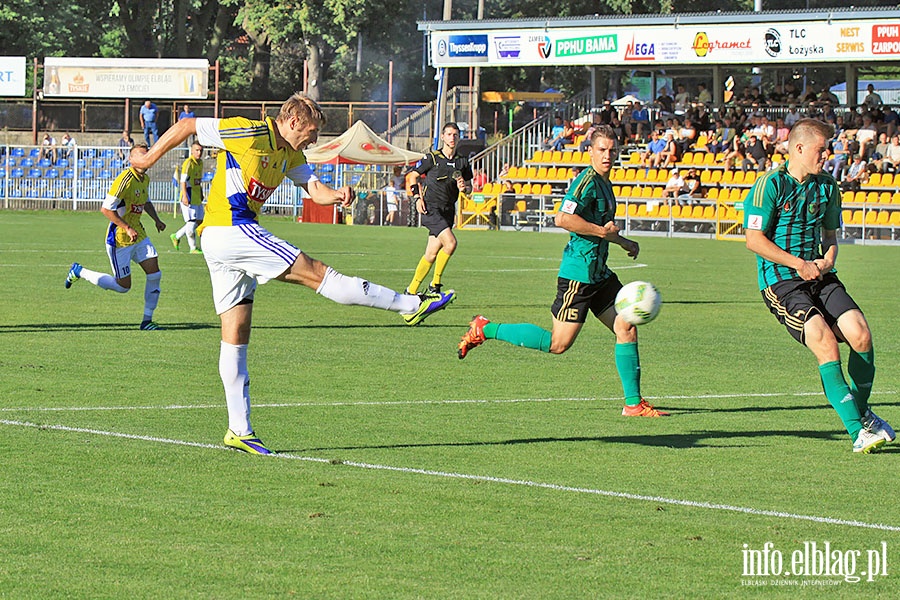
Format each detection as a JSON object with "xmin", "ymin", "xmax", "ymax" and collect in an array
[
  {"xmin": 143, "ymin": 271, "xmax": 161, "ymax": 321},
  {"xmin": 175, "ymin": 223, "xmax": 190, "ymax": 240},
  {"xmin": 316, "ymin": 267, "xmax": 419, "ymax": 313},
  {"xmin": 186, "ymin": 222, "xmax": 198, "ymax": 251},
  {"xmin": 219, "ymin": 341, "xmax": 251, "ymax": 435},
  {"xmin": 80, "ymin": 267, "xmax": 128, "ymax": 293}
]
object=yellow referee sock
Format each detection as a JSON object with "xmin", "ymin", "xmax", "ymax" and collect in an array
[
  {"xmin": 407, "ymin": 256, "xmax": 433, "ymax": 294},
  {"xmin": 431, "ymin": 249, "xmax": 452, "ymax": 288}
]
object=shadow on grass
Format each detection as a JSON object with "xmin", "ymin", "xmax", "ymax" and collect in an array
[
  {"xmin": 291, "ymin": 429, "xmax": 851, "ymax": 453},
  {"xmin": 0, "ymin": 322, "xmax": 217, "ymax": 332}
]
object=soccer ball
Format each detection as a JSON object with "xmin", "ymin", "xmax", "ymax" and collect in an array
[{"xmin": 614, "ymin": 281, "xmax": 661, "ymax": 325}]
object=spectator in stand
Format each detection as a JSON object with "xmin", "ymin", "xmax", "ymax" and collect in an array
[
  {"xmin": 723, "ymin": 135, "xmax": 746, "ymax": 171},
  {"xmin": 881, "ymin": 135, "xmax": 900, "ymax": 173},
  {"xmin": 841, "ymin": 155, "xmax": 868, "ymax": 192},
  {"xmin": 783, "ymin": 81, "xmax": 801, "ymax": 102},
  {"xmin": 59, "ymin": 133, "xmax": 76, "ymax": 161},
  {"xmin": 609, "ymin": 115, "xmax": 626, "ymax": 145},
  {"xmin": 772, "ymin": 118, "xmax": 791, "ymax": 155},
  {"xmin": 551, "ymin": 119, "xmax": 576, "ymax": 152},
  {"xmin": 640, "ymin": 130, "xmax": 667, "ymax": 168},
  {"xmin": 784, "ymin": 104, "xmax": 802, "ymax": 128},
  {"xmin": 117, "ymin": 130, "xmax": 134, "ymax": 161},
  {"xmin": 823, "ymin": 131, "xmax": 850, "ymax": 180},
  {"xmin": 678, "ymin": 118, "xmax": 697, "ymax": 155},
  {"xmin": 854, "ymin": 115, "xmax": 878, "ymax": 157},
  {"xmin": 696, "ymin": 83, "xmax": 712, "ymax": 106},
  {"xmin": 818, "ymin": 86, "xmax": 840, "ymax": 106},
  {"xmin": 597, "ymin": 100, "xmax": 615, "ymax": 125},
  {"xmin": 178, "ymin": 104, "xmax": 197, "ymax": 147},
  {"xmin": 754, "ymin": 115, "xmax": 775, "ymax": 146},
  {"xmin": 693, "ymin": 104, "xmax": 711, "ymax": 132},
  {"xmin": 655, "ymin": 88, "xmax": 674, "ymax": 115},
  {"xmin": 767, "ymin": 84, "xmax": 786, "ymax": 105},
  {"xmin": 663, "ymin": 168, "xmax": 685, "ymax": 200},
  {"xmin": 679, "ymin": 167, "xmax": 702, "ymax": 206},
  {"xmin": 881, "ymin": 106, "xmax": 898, "ymax": 137},
  {"xmin": 707, "ymin": 119, "xmax": 733, "ymax": 154},
  {"xmin": 40, "ymin": 133, "xmax": 57, "ymax": 162},
  {"xmin": 139, "ymin": 100, "xmax": 160, "ymax": 146},
  {"xmin": 579, "ymin": 111, "xmax": 603, "ymax": 152},
  {"xmin": 542, "ymin": 116, "xmax": 566, "ymax": 151},
  {"xmin": 674, "ymin": 84, "xmax": 690, "ymax": 114},
  {"xmin": 471, "ymin": 167, "xmax": 488, "ymax": 192},
  {"xmin": 863, "ymin": 84, "xmax": 883, "ymax": 110},
  {"xmin": 742, "ymin": 135, "xmax": 768, "ymax": 173},
  {"xmin": 748, "ymin": 86, "xmax": 766, "ymax": 105},
  {"xmin": 660, "ymin": 130, "xmax": 679, "ymax": 169},
  {"xmin": 631, "ymin": 102, "xmax": 651, "ymax": 141}
]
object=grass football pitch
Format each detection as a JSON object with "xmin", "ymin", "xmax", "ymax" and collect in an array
[{"xmin": 0, "ymin": 210, "xmax": 898, "ymax": 598}]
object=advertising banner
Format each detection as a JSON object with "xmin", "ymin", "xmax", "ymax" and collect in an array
[
  {"xmin": 430, "ymin": 21, "xmax": 900, "ymax": 67},
  {"xmin": 0, "ymin": 56, "xmax": 27, "ymax": 97},
  {"xmin": 43, "ymin": 58, "xmax": 209, "ymax": 99}
]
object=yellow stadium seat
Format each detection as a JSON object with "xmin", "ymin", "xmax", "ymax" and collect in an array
[
  {"xmin": 680, "ymin": 152, "xmax": 694, "ymax": 165},
  {"xmin": 729, "ymin": 188, "xmax": 742, "ymax": 201},
  {"xmin": 865, "ymin": 210, "xmax": 878, "ymax": 225},
  {"xmin": 536, "ymin": 167, "xmax": 548, "ymax": 179},
  {"xmin": 707, "ymin": 188, "xmax": 719, "ymax": 200},
  {"xmin": 841, "ymin": 190, "xmax": 854, "ymax": 204},
  {"xmin": 876, "ymin": 210, "xmax": 890, "ymax": 225},
  {"xmin": 880, "ymin": 173, "xmax": 893, "ymax": 187},
  {"xmin": 721, "ymin": 171, "xmax": 734, "ymax": 185},
  {"xmin": 629, "ymin": 152, "xmax": 641, "ymax": 163},
  {"xmin": 693, "ymin": 153, "xmax": 705, "ymax": 165},
  {"xmin": 658, "ymin": 205, "xmax": 670, "ymax": 218},
  {"xmin": 717, "ymin": 205, "xmax": 728, "ymax": 219},
  {"xmin": 565, "ymin": 168, "xmax": 575, "ymax": 179},
  {"xmin": 612, "ymin": 185, "xmax": 621, "ymax": 195},
  {"xmin": 695, "ymin": 135, "xmax": 708, "ymax": 148},
  {"xmin": 745, "ymin": 171, "xmax": 757, "ymax": 185},
  {"xmin": 529, "ymin": 151, "xmax": 543, "ymax": 163},
  {"xmin": 702, "ymin": 205, "xmax": 715, "ymax": 220},
  {"xmin": 611, "ymin": 168, "xmax": 625, "ymax": 182},
  {"xmin": 880, "ymin": 192, "xmax": 892, "ymax": 204},
  {"xmin": 507, "ymin": 166, "xmax": 518, "ymax": 178},
  {"xmin": 851, "ymin": 210, "xmax": 864, "ymax": 224},
  {"xmin": 620, "ymin": 186, "xmax": 632, "ymax": 197},
  {"xmin": 636, "ymin": 169, "xmax": 647, "ymax": 182},
  {"xmin": 854, "ymin": 191, "xmax": 866, "ymax": 203},
  {"xmin": 866, "ymin": 191, "xmax": 879, "ymax": 204},
  {"xmin": 891, "ymin": 211, "xmax": 900, "ymax": 226},
  {"xmin": 893, "ymin": 192, "xmax": 900, "ymax": 204},
  {"xmin": 625, "ymin": 169, "xmax": 636, "ymax": 181},
  {"xmin": 581, "ymin": 152, "xmax": 591, "ymax": 164},
  {"xmin": 704, "ymin": 152, "xmax": 716, "ymax": 165},
  {"xmin": 481, "ymin": 182, "xmax": 493, "ymax": 195},
  {"xmin": 772, "ymin": 153, "xmax": 784, "ymax": 164},
  {"xmin": 700, "ymin": 170, "xmax": 712, "ymax": 184},
  {"xmin": 867, "ymin": 173, "xmax": 881, "ymax": 187},
  {"xmin": 652, "ymin": 187, "xmax": 663, "ymax": 198},
  {"xmin": 526, "ymin": 167, "xmax": 538, "ymax": 179},
  {"xmin": 521, "ymin": 183, "xmax": 532, "ymax": 194},
  {"xmin": 637, "ymin": 203, "xmax": 649, "ymax": 217},
  {"xmin": 546, "ymin": 167, "xmax": 558, "ymax": 180},
  {"xmin": 740, "ymin": 188, "xmax": 749, "ymax": 200},
  {"xmin": 732, "ymin": 171, "xmax": 745, "ymax": 185},
  {"xmin": 691, "ymin": 205, "xmax": 704, "ymax": 219},
  {"xmin": 570, "ymin": 151, "xmax": 583, "ymax": 163},
  {"xmin": 513, "ymin": 183, "xmax": 522, "ymax": 194},
  {"xmin": 725, "ymin": 207, "xmax": 738, "ymax": 220},
  {"xmin": 657, "ymin": 170, "xmax": 669, "ymax": 183},
  {"xmin": 641, "ymin": 186, "xmax": 653, "ymax": 198},
  {"xmin": 648, "ymin": 204, "xmax": 660, "ymax": 218},
  {"xmin": 515, "ymin": 200, "xmax": 527, "ymax": 212},
  {"xmin": 540, "ymin": 183, "xmax": 551, "ymax": 195},
  {"xmin": 628, "ymin": 203, "xmax": 638, "ymax": 216},
  {"xmin": 615, "ymin": 204, "xmax": 626, "ymax": 217},
  {"xmin": 551, "ymin": 151, "xmax": 563, "ymax": 163},
  {"xmin": 711, "ymin": 170, "xmax": 722, "ymax": 184},
  {"xmin": 842, "ymin": 209, "xmax": 852, "ymax": 223}
]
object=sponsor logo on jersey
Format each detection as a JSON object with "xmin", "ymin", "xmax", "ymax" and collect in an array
[
  {"xmin": 247, "ymin": 177, "xmax": 277, "ymax": 203},
  {"xmin": 747, "ymin": 214, "xmax": 763, "ymax": 230}
]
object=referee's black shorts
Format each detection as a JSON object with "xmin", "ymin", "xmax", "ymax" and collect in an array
[{"xmin": 421, "ymin": 205, "xmax": 455, "ymax": 236}]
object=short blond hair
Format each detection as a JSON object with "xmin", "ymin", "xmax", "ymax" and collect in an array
[
  {"xmin": 788, "ymin": 118, "xmax": 834, "ymax": 147},
  {"xmin": 277, "ymin": 93, "xmax": 326, "ymax": 128}
]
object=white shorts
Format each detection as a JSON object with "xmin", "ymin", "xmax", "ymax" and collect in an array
[
  {"xmin": 181, "ymin": 203, "xmax": 204, "ymax": 223},
  {"xmin": 386, "ymin": 201, "xmax": 399, "ymax": 212},
  {"xmin": 106, "ymin": 237, "xmax": 158, "ymax": 279},
  {"xmin": 201, "ymin": 224, "xmax": 301, "ymax": 314}
]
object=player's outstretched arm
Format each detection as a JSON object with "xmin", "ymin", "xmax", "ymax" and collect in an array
[
  {"xmin": 130, "ymin": 119, "xmax": 197, "ymax": 170},
  {"xmin": 143, "ymin": 200, "xmax": 166, "ymax": 232},
  {"xmin": 305, "ymin": 180, "xmax": 356, "ymax": 207}
]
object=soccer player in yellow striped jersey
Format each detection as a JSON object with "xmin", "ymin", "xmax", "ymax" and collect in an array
[
  {"xmin": 171, "ymin": 142, "xmax": 205, "ymax": 253},
  {"xmin": 744, "ymin": 118, "xmax": 894, "ymax": 453},
  {"xmin": 64, "ymin": 143, "xmax": 168, "ymax": 330},
  {"xmin": 129, "ymin": 93, "xmax": 456, "ymax": 455}
]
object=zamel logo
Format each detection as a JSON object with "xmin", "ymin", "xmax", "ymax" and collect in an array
[
  {"xmin": 624, "ymin": 36, "xmax": 655, "ymax": 61},
  {"xmin": 538, "ymin": 36, "xmax": 552, "ymax": 59},
  {"xmin": 494, "ymin": 36, "xmax": 521, "ymax": 59},
  {"xmin": 765, "ymin": 28, "xmax": 782, "ymax": 57},
  {"xmin": 693, "ymin": 32, "xmax": 710, "ymax": 57}
]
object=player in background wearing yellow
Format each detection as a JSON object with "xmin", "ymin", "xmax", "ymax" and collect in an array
[
  {"xmin": 404, "ymin": 122, "xmax": 472, "ymax": 296},
  {"xmin": 171, "ymin": 142, "xmax": 205, "ymax": 254},
  {"xmin": 65, "ymin": 143, "xmax": 167, "ymax": 331},
  {"xmin": 130, "ymin": 93, "xmax": 456, "ymax": 455}
]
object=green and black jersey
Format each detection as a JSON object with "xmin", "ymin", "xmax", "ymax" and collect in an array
[
  {"xmin": 743, "ymin": 161, "xmax": 842, "ymax": 290},
  {"xmin": 557, "ymin": 168, "xmax": 617, "ymax": 284}
]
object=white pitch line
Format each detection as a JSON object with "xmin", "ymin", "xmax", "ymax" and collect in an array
[
  {"xmin": 1, "ymin": 390, "xmax": 892, "ymax": 414},
  {"xmin": 2, "ymin": 417, "xmax": 897, "ymax": 533}
]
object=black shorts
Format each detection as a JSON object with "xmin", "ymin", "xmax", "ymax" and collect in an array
[
  {"xmin": 421, "ymin": 205, "xmax": 455, "ymax": 237},
  {"xmin": 761, "ymin": 273, "xmax": 861, "ymax": 344},
  {"xmin": 550, "ymin": 273, "xmax": 622, "ymax": 323}
]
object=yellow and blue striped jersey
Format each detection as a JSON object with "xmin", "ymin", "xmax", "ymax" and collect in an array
[
  {"xmin": 102, "ymin": 168, "xmax": 149, "ymax": 248},
  {"xmin": 195, "ymin": 116, "xmax": 317, "ymax": 226},
  {"xmin": 179, "ymin": 156, "xmax": 204, "ymax": 205}
]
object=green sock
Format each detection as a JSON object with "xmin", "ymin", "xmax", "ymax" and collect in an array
[
  {"xmin": 819, "ymin": 360, "xmax": 862, "ymax": 440},
  {"xmin": 615, "ymin": 342, "xmax": 642, "ymax": 406},
  {"xmin": 492, "ymin": 323, "xmax": 551, "ymax": 353},
  {"xmin": 847, "ymin": 348, "xmax": 875, "ymax": 415}
]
